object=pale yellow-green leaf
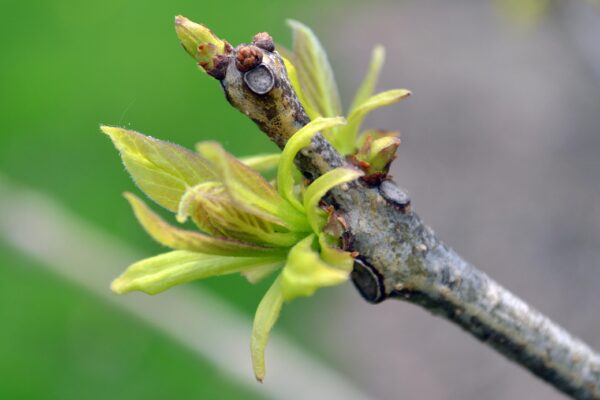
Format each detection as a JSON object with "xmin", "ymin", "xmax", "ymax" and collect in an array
[
  {"xmin": 177, "ymin": 182, "xmax": 306, "ymax": 247},
  {"xmin": 242, "ymin": 263, "xmax": 282, "ymax": 284},
  {"xmin": 349, "ymin": 45, "xmax": 385, "ymax": 112},
  {"xmin": 101, "ymin": 125, "xmax": 216, "ymax": 212},
  {"xmin": 281, "ymin": 55, "xmax": 320, "ymax": 120},
  {"xmin": 336, "ymin": 89, "xmax": 411, "ymax": 154},
  {"xmin": 277, "ymin": 117, "xmax": 347, "ymax": 211},
  {"xmin": 366, "ymin": 135, "xmax": 400, "ymax": 172},
  {"xmin": 318, "ymin": 233, "xmax": 354, "ymax": 273},
  {"xmin": 111, "ymin": 250, "xmax": 284, "ymax": 295},
  {"xmin": 280, "ymin": 235, "xmax": 349, "ymax": 301},
  {"xmin": 303, "ymin": 168, "xmax": 363, "ymax": 233},
  {"xmin": 495, "ymin": 0, "xmax": 550, "ymax": 25},
  {"xmin": 197, "ymin": 141, "xmax": 308, "ymax": 231},
  {"xmin": 286, "ymin": 20, "xmax": 342, "ymax": 119},
  {"xmin": 240, "ymin": 153, "xmax": 281, "ymax": 173},
  {"xmin": 251, "ymin": 275, "xmax": 284, "ymax": 382},
  {"xmin": 124, "ymin": 192, "xmax": 275, "ymax": 257}
]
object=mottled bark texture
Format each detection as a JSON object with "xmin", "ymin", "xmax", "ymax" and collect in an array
[{"xmin": 210, "ymin": 38, "xmax": 600, "ymax": 399}]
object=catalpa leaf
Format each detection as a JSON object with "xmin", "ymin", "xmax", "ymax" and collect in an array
[
  {"xmin": 240, "ymin": 153, "xmax": 281, "ymax": 173},
  {"xmin": 349, "ymin": 45, "xmax": 385, "ymax": 113},
  {"xmin": 303, "ymin": 168, "xmax": 363, "ymax": 233},
  {"xmin": 251, "ymin": 275, "xmax": 284, "ymax": 382},
  {"xmin": 277, "ymin": 117, "xmax": 347, "ymax": 211},
  {"xmin": 281, "ymin": 55, "xmax": 320, "ymax": 120},
  {"xmin": 125, "ymin": 192, "xmax": 274, "ymax": 257},
  {"xmin": 280, "ymin": 235, "xmax": 349, "ymax": 301},
  {"xmin": 101, "ymin": 126, "xmax": 216, "ymax": 211},
  {"xmin": 111, "ymin": 250, "xmax": 284, "ymax": 295},
  {"xmin": 242, "ymin": 263, "xmax": 281, "ymax": 284},
  {"xmin": 177, "ymin": 183, "xmax": 306, "ymax": 247},
  {"xmin": 337, "ymin": 89, "xmax": 411, "ymax": 154},
  {"xmin": 197, "ymin": 141, "xmax": 308, "ymax": 231},
  {"xmin": 286, "ymin": 20, "xmax": 342, "ymax": 120},
  {"xmin": 318, "ymin": 233, "xmax": 354, "ymax": 273},
  {"xmin": 366, "ymin": 135, "xmax": 400, "ymax": 173}
]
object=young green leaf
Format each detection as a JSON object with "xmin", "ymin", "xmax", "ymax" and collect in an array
[
  {"xmin": 286, "ymin": 20, "xmax": 342, "ymax": 119},
  {"xmin": 349, "ymin": 45, "xmax": 385, "ymax": 112},
  {"xmin": 242, "ymin": 263, "xmax": 282, "ymax": 284},
  {"xmin": 125, "ymin": 192, "xmax": 275, "ymax": 257},
  {"xmin": 197, "ymin": 141, "xmax": 308, "ymax": 231},
  {"xmin": 251, "ymin": 275, "xmax": 284, "ymax": 382},
  {"xmin": 303, "ymin": 168, "xmax": 363, "ymax": 233},
  {"xmin": 318, "ymin": 233, "xmax": 354, "ymax": 273},
  {"xmin": 365, "ymin": 135, "xmax": 401, "ymax": 173},
  {"xmin": 337, "ymin": 89, "xmax": 411, "ymax": 154},
  {"xmin": 111, "ymin": 250, "xmax": 284, "ymax": 295},
  {"xmin": 280, "ymin": 235, "xmax": 349, "ymax": 301},
  {"xmin": 277, "ymin": 117, "xmax": 347, "ymax": 211},
  {"xmin": 177, "ymin": 182, "xmax": 307, "ymax": 247},
  {"xmin": 101, "ymin": 126, "xmax": 216, "ymax": 212},
  {"xmin": 240, "ymin": 153, "xmax": 281, "ymax": 173},
  {"xmin": 281, "ymin": 55, "xmax": 320, "ymax": 120}
]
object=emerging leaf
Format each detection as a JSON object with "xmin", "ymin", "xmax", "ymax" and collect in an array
[
  {"xmin": 280, "ymin": 235, "xmax": 349, "ymax": 301},
  {"xmin": 175, "ymin": 15, "xmax": 229, "ymax": 71},
  {"xmin": 111, "ymin": 250, "xmax": 284, "ymax": 295},
  {"xmin": 242, "ymin": 263, "xmax": 281, "ymax": 284},
  {"xmin": 367, "ymin": 136, "xmax": 400, "ymax": 173},
  {"xmin": 355, "ymin": 131, "xmax": 401, "ymax": 175},
  {"xmin": 303, "ymin": 168, "xmax": 363, "ymax": 233},
  {"xmin": 125, "ymin": 192, "xmax": 274, "ymax": 257},
  {"xmin": 318, "ymin": 233, "xmax": 354, "ymax": 273},
  {"xmin": 251, "ymin": 275, "xmax": 284, "ymax": 382},
  {"xmin": 337, "ymin": 89, "xmax": 411, "ymax": 154},
  {"xmin": 349, "ymin": 45, "xmax": 385, "ymax": 112},
  {"xmin": 197, "ymin": 141, "xmax": 309, "ymax": 231},
  {"xmin": 281, "ymin": 55, "xmax": 320, "ymax": 120},
  {"xmin": 101, "ymin": 126, "xmax": 216, "ymax": 212},
  {"xmin": 286, "ymin": 20, "xmax": 342, "ymax": 120},
  {"xmin": 177, "ymin": 182, "xmax": 306, "ymax": 247},
  {"xmin": 277, "ymin": 117, "xmax": 347, "ymax": 211},
  {"xmin": 240, "ymin": 153, "xmax": 281, "ymax": 174}
]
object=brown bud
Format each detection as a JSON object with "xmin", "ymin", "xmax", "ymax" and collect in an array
[
  {"xmin": 235, "ymin": 45, "xmax": 263, "ymax": 72},
  {"xmin": 252, "ymin": 32, "xmax": 275, "ymax": 52}
]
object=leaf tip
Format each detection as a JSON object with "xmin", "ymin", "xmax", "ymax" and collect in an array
[
  {"xmin": 110, "ymin": 277, "xmax": 128, "ymax": 294},
  {"xmin": 100, "ymin": 124, "xmax": 118, "ymax": 137},
  {"xmin": 123, "ymin": 191, "xmax": 143, "ymax": 213},
  {"xmin": 100, "ymin": 125, "xmax": 131, "ymax": 145}
]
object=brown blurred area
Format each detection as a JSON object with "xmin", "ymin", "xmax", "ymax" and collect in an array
[{"xmin": 292, "ymin": 1, "xmax": 600, "ymax": 399}]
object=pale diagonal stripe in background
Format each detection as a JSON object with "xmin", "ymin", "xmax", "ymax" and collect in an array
[{"xmin": 0, "ymin": 174, "xmax": 376, "ymax": 400}]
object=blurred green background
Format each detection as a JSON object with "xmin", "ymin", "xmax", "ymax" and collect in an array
[
  {"xmin": 0, "ymin": 1, "xmax": 333, "ymax": 399},
  {"xmin": 2, "ymin": 0, "xmax": 600, "ymax": 399}
]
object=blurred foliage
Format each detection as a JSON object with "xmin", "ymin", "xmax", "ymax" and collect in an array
[
  {"xmin": 495, "ymin": 0, "xmax": 599, "ymax": 24},
  {"xmin": 495, "ymin": 0, "xmax": 551, "ymax": 24}
]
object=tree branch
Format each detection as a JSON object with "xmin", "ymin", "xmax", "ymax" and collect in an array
[{"xmin": 201, "ymin": 30, "xmax": 600, "ymax": 399}]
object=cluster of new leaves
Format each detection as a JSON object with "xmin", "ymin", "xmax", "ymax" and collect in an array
[
  {"xmin": 280, "ymin": 20, "xmax": 410, "ymax": 172},
  {"xmin": 102, "ymin": 117, "xmax": 361, "ymax": 381},
  {"xmin": 104, "ymin": 18, "xmax": 410, "ymax": 382}
]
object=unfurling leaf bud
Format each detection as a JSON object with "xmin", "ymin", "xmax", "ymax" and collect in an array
[
  {"xmin": 355, "ymin": 131, "xmax": 400, "ymax": 175},
  {"xmin": 175, "ymin": 15, "xmax": 231, "ymax": 77}
]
